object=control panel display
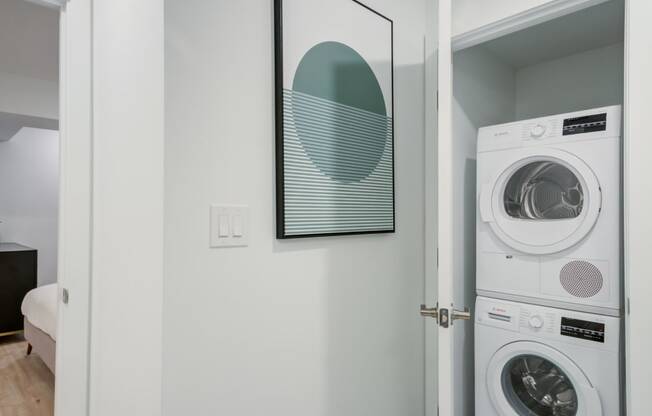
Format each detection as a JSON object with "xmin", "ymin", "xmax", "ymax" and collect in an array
[
  {"xmin": 561, "ymin": 317, "xmax": 605, "ymax": 343},
  {"xmin": 563, "ymin": 113, "xmax": 607, "ymax": 136}
]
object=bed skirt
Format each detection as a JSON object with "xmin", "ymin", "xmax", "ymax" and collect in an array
[{"xmin": 24, "ymin": 318, "xmax": 56, "ymax": 374}]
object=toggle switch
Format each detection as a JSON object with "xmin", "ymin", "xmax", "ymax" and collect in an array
[
  {"xmin": 218, "ymin": 215, "xmax": 230, "ymax": 237},
  {"xmin": 210, "ymin": 204, "xmax": 250, "ymax": 248},
  {"xmin": 232, "ymin": 215, "xmax": 243, "ymax": 237}
]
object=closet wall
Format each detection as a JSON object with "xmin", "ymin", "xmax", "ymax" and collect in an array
[
  {"xmin": 515, "ymin": 43, "xmax": 624, "ymax": 119},
  {"xmin": 455, "ymin": 42, "xmax": 624, "ymax": 131}
]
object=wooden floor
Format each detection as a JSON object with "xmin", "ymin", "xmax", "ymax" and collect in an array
[{"xmin": 0, "ymin": 335, "xmax": 53, "ymax": 416}]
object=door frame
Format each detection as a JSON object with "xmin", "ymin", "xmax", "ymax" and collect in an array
[
  {"xmin": 20, "ymin": 0, "xmax": 92, "ymax": 414},
  {"xmin": 623, "ymin": 1, "xmax": 652, "ymax": 414},
  {"xmin": 28, "ymin": 0, "xmax": 94, "ymax": 414}
]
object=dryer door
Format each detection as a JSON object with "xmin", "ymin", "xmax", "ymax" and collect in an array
[
  {"xmin": 486, "ymin": 341, "xmax": 602, "ymax": 416},
  {"xmin": 479, "ymin": 148, "xmax": 601, "ymax": 254}
]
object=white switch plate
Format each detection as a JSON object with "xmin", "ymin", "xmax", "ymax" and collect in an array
[{"xmin": 210, "ymin": 204, "xmax": 249, "ymax": 248}]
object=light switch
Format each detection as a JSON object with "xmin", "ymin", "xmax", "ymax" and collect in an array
[
  {"xmin": 232, "ymin": 215, "xmax": 243, "ymax": 237},
  {"xmin": 218, "ymin": 215, "xmax": 230, "ymax": 237},
  {"xmin": 210, "ymin": 204, "xmax": 250, "ymax": 248}
]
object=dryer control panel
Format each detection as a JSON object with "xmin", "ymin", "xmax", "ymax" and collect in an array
[
  {"xmin": 562, "ymin": 113, "xmax": 607, "ymax": 136},
  {"xmin": 477, "ymin": 105, "xmax": 622, "ymax": 153}
]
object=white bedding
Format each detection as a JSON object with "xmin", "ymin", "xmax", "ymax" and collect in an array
[{"xmin": 21, "ymin": 284, "xmax": 58, "ymax": 341}]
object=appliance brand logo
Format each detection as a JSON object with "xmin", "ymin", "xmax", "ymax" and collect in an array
[{"xmin": 494, "ymin": 130, "xmax": 510, "ymax": 137}]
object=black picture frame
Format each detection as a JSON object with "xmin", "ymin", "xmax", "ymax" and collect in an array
[{"xmin": 274, "ymin": 0, "xmax": 395, "ymax": 239}]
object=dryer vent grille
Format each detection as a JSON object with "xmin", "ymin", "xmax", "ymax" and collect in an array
[{"xmin": 560, "ymin": 261, "xmax": 603, "ymax": 298}]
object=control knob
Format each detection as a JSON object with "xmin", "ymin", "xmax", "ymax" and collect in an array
[
  {"xmin": 530, "ymin": 124, "xmax": 547, "ymax": 138},
  {"xmin": 529, "ymin": 315, "xmax": 544, "ymax": 329}
]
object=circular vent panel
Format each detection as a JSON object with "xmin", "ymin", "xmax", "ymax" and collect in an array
[{"xmin": 560, "ymin": 261, "xmax": 603, "ymax": 298}]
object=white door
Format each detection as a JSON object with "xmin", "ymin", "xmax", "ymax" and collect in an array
[
  {"xmin": 434, "ymin": 0, "xmax": 469, "ymax": 414},
  {"xmin": 421, "ymin": 1, "xmax": 473, "ymax": 415}
]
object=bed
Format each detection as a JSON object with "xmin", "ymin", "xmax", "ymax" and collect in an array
[{"xmin": 21, "ymin": 283, "xmax": 57, "ymax": 374}]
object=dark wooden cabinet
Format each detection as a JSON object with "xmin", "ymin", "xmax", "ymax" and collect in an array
[{"xmin": 0, "ymin": 243, "xmax": 37, "ymax": 335}]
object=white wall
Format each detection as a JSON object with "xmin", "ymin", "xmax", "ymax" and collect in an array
[
  {"xmin": 0, "ymin": 0, "xmax": 59, "ymax": 83},
  {"xmin": 454, "ymin": 47, "xmax": 516, "ymax": 127},
  {"xmin": 0, "ymin": 0, "xmax": 58, "ymax": 120},
  {"xmin": 515, "ymin": 43, "xmax": 624, "ymax": 119},
  {"xmin": 0, "ymin": 70, "xmax": 58, "ymax": 120},
  {"xmin": 451, "ymin": 42, "xmax": 624, "ymax": 124},
  {"xmin": 0, "ymin": 127, "xmax": 59, "ymax": 285},
  {"xmin": 88, "ymin": 1, "xmax": 164, "ymax": 415},
  {"xmin": 163, "ymin": 1, "xmax": 427, "ymax": 415}
]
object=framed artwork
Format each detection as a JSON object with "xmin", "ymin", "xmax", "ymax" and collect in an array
[{"xmin": 274, "ymin": 0, "xmax": 395, "ymax": 238}]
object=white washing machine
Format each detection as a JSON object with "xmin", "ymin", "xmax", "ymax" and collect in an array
[
  {"xmin": 475, "ymin": 296, "xmax": 621, "ymax": 416},
  {"xmin": 476, "ymin": 106, "xmax": 621, "ymax": 316}
]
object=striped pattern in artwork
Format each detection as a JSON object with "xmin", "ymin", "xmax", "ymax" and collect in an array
[{"xmin": 282, "ymin": 89, "xmax": 394, "ymax": 236}]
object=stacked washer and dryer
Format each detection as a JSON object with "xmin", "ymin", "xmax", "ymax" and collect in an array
[{"xmin": 474, "ymin": 105, "xmax": 623, "ymax": 416}]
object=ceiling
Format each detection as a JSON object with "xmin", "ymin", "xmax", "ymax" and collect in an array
[
  {"xmin": 0, "ymin": 0, "xmax": 59, "ymax": 82},
  {"xmin": 478, "ymin": 0, "xmax": 625, "ymax": 69},
  {"xmin": 0, "ymin": 111, "xmax": 58, "ymax": 141}
]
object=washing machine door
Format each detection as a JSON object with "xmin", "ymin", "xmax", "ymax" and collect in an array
[
  {"xmin": 479, "ymin": 148, "xmax": 601, "ymax": 254},
  {"xmin": 487, "ymin": 341, "xmax": 602, "ymax": 416}
]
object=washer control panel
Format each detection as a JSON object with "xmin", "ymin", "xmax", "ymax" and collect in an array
[
  {"xmin": 475, "ymin": 297, "xmax": 620, "ymax": 352},
  {"xmin": 560, "ymin": 317, "xmax": 605, "ymax": 343}
]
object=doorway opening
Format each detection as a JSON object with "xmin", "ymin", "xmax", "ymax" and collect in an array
[
  {"xmin": 0, "ymin": 0, "xmax": 60, "ymax": 414},
  {"xmin": 449, "ymin": 0, "xmax": 626, "ymax": 414}
]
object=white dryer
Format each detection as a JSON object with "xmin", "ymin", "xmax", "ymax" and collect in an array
[
  {"xmin": 476, "ymin": 106, "xmax": 621, "ymax": 316},
  {"xmin": 475, "ymin": 296, "xmax": 622, "ymax": 416}
]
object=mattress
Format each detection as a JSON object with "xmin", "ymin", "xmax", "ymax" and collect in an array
[{"xmin": 21, "ymin": 283, "xmax": 57, "ymax": 340}]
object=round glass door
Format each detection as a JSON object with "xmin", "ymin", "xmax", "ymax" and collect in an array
[
  {"xmin": 502, "ymin": 354, "xmax": 578, "ymax": 416},
  {"xmin": 504, "ymin": 162, "xmax": 584, "ymax": 221},
  {"xmin": 486, "ymin": 341, "xmax": 602, "ymax": 416},
  {"xmin": 481, "ymin": 148, "xmax": 602, "ymax": 255}
]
